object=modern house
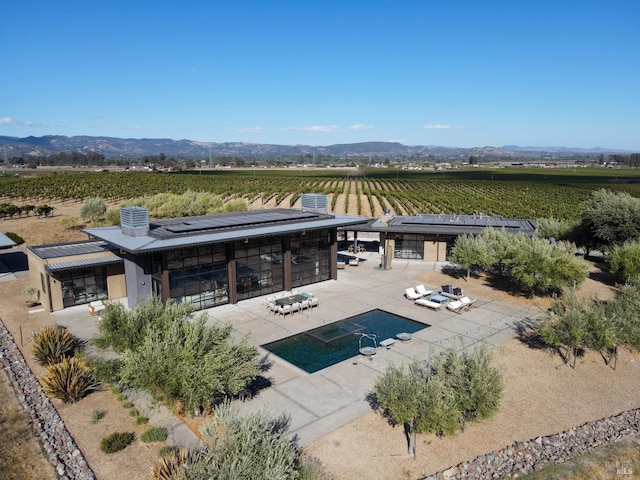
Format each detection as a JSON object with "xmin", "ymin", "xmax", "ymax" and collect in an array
[
  {"xmin": 27, "ymin": 196, "xmax": 369, "ymax": 312},
  {"xmin": 360, "ymin": 213, "xmax": 537, "ymax": 268}
]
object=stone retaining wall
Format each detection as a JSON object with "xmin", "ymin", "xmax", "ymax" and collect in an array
[
  {"xmin": 0, "ymin": 321, "xmax": 95, "ymax": 480},
  {"xmin": 423, "ymin": 408, "xmax": 640, "ymax": 479}
]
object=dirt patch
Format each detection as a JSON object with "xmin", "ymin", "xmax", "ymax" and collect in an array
[
  {"xmin": 0, "ymin": 278, "xmax": 161, "ymax": 480},
  {"xmin": 2, "ymin": 200, "xmax": 636, "ymax": 480},
  {"xmin": 304, "ymin": 262, "xmax": 635, "ymax": 480}
]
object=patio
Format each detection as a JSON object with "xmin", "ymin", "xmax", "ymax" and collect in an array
[{"xmin": 204, "ymin": 251, "xmax": 541, "ymax": 445}]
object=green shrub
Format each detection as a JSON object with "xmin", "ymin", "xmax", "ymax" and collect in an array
[
  {"xmin": 5, "ymin": 232, "xmax": 24, "ymax": 245},
  {"xmin": 39, "ymin": 357, "xmax": 99, "ymax": 403},
  {"xmin": 135, "ymin": 416, "xmax": 149, "ymax": 425},
  {"xmin": 128, "ymin": 409, "xmax": 139, "ymax": 417},
  {"xmin": 140, "ymin": 426, "xmax": 168, "ymax": 443},
  {"xmin": 122, "ymin": 401, "xmax": 134, "ymax": 409},
  {"xmin": 91, "ymin": 410, "xmax": 105, "ymax": 423},
  {"xmin": 100, "ymin": 432, "xmax": 135, "ymax": 453},
  {"xmin": 89, "ymin": 359, "xmax": 123, "ymax": 384},
  {"xmin": 32, "ymin": 326, "xmax": 77, "ymax": 366},
  {"xmin": 111, "ymin": 385, "xmax": 122, "ymax": 395},
  {"xmin": 117, "ymin": 393, "xmax": 126, "ymax": 401},
  {"xmin": 157, "ymin": 445, "xmax": 178, "ymax": 458}
]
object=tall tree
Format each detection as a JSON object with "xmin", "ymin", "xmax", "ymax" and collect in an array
[
  {"xmin": 79, "ymin": 197, "xmax": 107, "ymax": 223},
  {"xmin": 580, "ymin": 189, "xmax": 640, "ymax": 252}
]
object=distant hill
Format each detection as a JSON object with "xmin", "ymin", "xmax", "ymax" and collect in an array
[{"xmin": 0, "ymin": 135, "xmax": 630, "ymax": 159}]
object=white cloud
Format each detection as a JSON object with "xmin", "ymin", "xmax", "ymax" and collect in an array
[
  {"xmin": 238, "ymin": 126, "xmax": 265, "ymax": 133},
  {"xmin": 288, "ymin": 125, "xmax": 340, "ymax": 133},
  {"xmin": 423, "ymin": 124, "xmax": 451, "ymax": 130},
  {"xmin": 0, "ymin": 117, "xmax": 42, "ymax": 127},
  {"xmin": 349, "ymin": 124, "xmax": 374, "ymax": 131}
]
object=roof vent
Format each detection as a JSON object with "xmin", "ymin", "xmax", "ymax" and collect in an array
[
  {"xmin": 120, "ymin": 207, "xmax": 149, "ymax": 237},
  {"xmin": 301, "ymin": 193, "xmax": 328, "ymax": 214}
]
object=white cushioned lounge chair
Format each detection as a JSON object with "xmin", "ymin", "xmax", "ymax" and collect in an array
[{"xmin": 405, "ymin": 287, "xmax": 422, "ymax": 301}]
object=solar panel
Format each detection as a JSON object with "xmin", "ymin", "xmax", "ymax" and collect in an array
[{"xmin": 162, "ymin": 209, "xmax": 320, "ymax": 234}]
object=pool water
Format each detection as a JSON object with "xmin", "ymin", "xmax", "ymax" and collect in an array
[{"xmin": 262, "ymin": 309, "xmax": 428, "ymax": 373}]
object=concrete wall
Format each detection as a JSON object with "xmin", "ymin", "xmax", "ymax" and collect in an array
[{"xmin": 124, "ymin": 253, "xmax": 152, "ymax": 307}]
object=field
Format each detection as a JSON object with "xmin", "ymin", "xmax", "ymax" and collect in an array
[
  {"xmin": 2, "ymin": 167, "xmax": 640, "ymax": 222},
  {"xmin": 1, "ymin": 167, "xmax": 640, "ymax": 479}
]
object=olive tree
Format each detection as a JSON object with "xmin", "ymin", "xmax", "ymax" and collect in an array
[
  {"xmin": 610, "ymin": 239, "xmax": 640, "ymax": 283},
  {"xmin": 580, "ymin": 189, "xmax": 640, "ymax": 252},
  {"xmin": 152, "ymin": 402, "xmax": 328, "ymax": 480},
  {"xmin": 80, "ymin": 197, "xmax": 107, "ymax": 223},
  {"xmin": 372, "ymin": 347, "xmax": 503, "ymax": 459}
]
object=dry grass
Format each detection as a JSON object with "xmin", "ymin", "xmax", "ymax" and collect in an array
[
  {"xmin": 1, "ymin": 199, "xmax": 639, "ymax": 480},
  {"xmin": 0, "ymin": 371, "xmax": 56, "ymax": 480}
]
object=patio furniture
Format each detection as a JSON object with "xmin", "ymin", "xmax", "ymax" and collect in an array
[
  {"xmin": 405, "ymin": 287, "xmax": 422, "ymax": 300},
  {"xmin": 349, "ymin": 257, "xmax": 359, "ymax": 266},
  {"xmin": 291, "ymin": 301, "xmax": 301, "ymax": 314},
  {"xmin": 300, "ymin": 299, "xmax": 310, "ymax": 311},
  {"xmin": 380, "ymin": 338, "xmax": 396, "ymax": 348},
  {"xmin": 88, "ymin": 300, "xmax": 106, "ymax": 316},
  {"xmin": 415, "ymin": 284, "xmax": 433, "ymax": 297},
  {"xmin": 415, "ymin": 294, "xmax": 449, "ymax": 309},
  {"xmin": 415, "ymin": 298, "xmax": 443, "ymax": 309},
  {"xmin": 337, "ymin": 259, "xmax": 346, "ymax": 269},
  {"xmin": 309, "ymin": 296, "xmax": 319, "ymax": 308},
  {"xmin": 446, "ymin": 299, "xmax": 465, "ymax": 312},
  {"xmin": 441, "ymin": 285, "xmax": 464, "ymax": 299},
  {"xmin": 276, "ymin": 304, "xmax": 292, "ymax": 316}
]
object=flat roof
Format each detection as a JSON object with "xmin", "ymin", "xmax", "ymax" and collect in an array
[
  {"xmin": 45, "ymin": 256, "xmax": 123, "ymax": 273},
  {"xmin": 0, "ymin": 232, "xmax": 17, "ymax": 249},
  {"xmin": 365, "ymin": 214, "xmax": 537, "ymax": 236},
  {"xmin": 28, "ymin": 240, "xmax": 119, "ymax": 259},
  {"xmin": 84, "ymin": 208, "xmax": 370, "ymax": 254}
]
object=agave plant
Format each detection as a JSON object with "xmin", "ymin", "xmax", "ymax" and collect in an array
[
  {"xmin": 149, "ymin": 447, "xmax": 203, "ymax": 480},
  {"xmin": 32, "ymin": 326, "xmax": 78, "ymax": 366},
  {"xmin": 39, "ymin": 357, "xmax": 99, "ymax": 403}
]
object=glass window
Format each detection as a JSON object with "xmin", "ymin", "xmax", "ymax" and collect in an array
[
  {"xmin": 165, "ymin": 244, "xmax": 229, "ymax": 310},
  {"xmin": 394, "ymin": 234, "xmax": 424, "ymax": 259},
  {"xmin": 291, "ymin": 229, "xmax": 331, "ymax": 289},
  {"xmin": 58, "ymin": 267, "xmax": 108, "ymax": 308},
  {"xmin": 235, "ymin": 237, "xmax": 284, "ymax": 300}
]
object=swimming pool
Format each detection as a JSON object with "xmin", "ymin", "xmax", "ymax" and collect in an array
[{"xmin": 262, "ymin": 309, "xmax": 428, "ymax": 373}]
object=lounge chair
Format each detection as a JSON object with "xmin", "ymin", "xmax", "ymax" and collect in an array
[
  {"xmin": 349, "ymin": 257, "xmax": 359, "ymax": 266},
  {"xmin": 415, "ymin": 284, "xmax": 433, "ymax": 297},
  {"xmin": 337, "ymin": 260, "xmax": 346, "ymax": 269},
  {"xmin": 405, "ymin": 287, "xmax": 422, "ymax": 300},
  {"xmin": 459, "ymin": 296, "xmax": 477, "ymax": 308},
  {"xmin": 415, "ymin": 298, "xmax": 443, "ymax": 309},
  {"xmin": 446, "ymin": 300, "xmax": 464, "ymax": 312}
]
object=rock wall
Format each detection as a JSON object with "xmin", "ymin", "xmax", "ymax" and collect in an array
[
  {"xmin": 423, "ymin": 408, "xmax": 640, "ymax": 480},
  {"xmin": 0, "ymin": 321, "xmax": 95, "ymax": 480}
]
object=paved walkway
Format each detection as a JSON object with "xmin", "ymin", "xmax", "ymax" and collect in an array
[{"xmin": 50, "ymin": 251, "xmax": 541, "ymax": 448}]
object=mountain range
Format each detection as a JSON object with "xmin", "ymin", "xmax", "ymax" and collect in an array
[{"xmin": 0, "ymin": 135, "xmax": 629, "ymax": 160}]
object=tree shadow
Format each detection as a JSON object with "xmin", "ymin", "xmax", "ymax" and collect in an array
[
  {"xmin": 237, "ymin": 353, "xmax": 274, "ymax": 401},
  {"xmin": 513, "ymin": 317, "xmax": 554, "ymax": 353}
]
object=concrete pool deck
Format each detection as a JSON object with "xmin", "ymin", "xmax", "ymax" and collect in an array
[
  {"xmin": 49, "ymin": 252, "xmax": 541, "ymax": 447},
  {"xmin": 205, "ymin": 253, "xmax": 542, "ymax": 446}
]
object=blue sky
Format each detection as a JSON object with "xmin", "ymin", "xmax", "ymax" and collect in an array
[{"xmin": 2, "ymin": 1, "xmax": 639, "ymax": 150}]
